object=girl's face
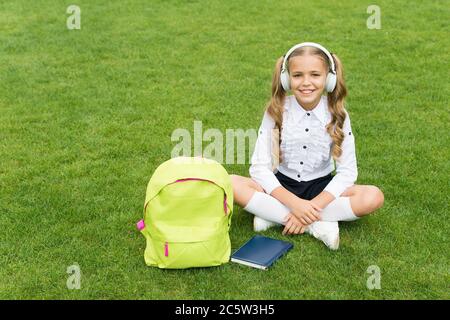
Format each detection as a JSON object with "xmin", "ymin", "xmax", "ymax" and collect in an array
[{"xmin": 288, "ymin": 54, "xmax": 328, "ymax": 110}]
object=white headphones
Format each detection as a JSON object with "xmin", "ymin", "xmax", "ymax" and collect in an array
[{"xmin": 280, "ymin": 42, "xmax": 337, "ymax": 93}]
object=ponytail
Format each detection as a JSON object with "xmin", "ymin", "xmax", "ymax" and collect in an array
[
  {"xmin": 265, "ymin": 56, "xmax": 286, "ymax": 166},
  {"xmin": 326, "ymin": 53, "xmax": 348, "ymax": 160}
]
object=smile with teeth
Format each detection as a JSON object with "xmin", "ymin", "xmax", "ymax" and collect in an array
[{"xmin": 299, "ymin": 89, "xmax": 315, "ymax": 94}]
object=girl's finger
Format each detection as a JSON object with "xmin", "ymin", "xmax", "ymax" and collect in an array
[
  {"xmin": 303, "ymin": 213, "xmax": 314, "ymax": 224},
  {"xmin": 311, "ymin": 202, "xmax": 322, "ymax": 211},
  {"xmin": 307, "ymin": 209, "xmax": 319, "ymax": 221},
  {"xmin": 288, "ymin": 224, "xmax": 296, "ymax": 235},
  {"xmin": 286, "ymin": 221, "xmax": 296, "ymax": 235},
  {"xmin": 283, "ymin": 221, "xmax": 292, "ymax": 235},
  {"xmin": 309, "ymin": 206, "xmax": 321, "ymax": 219},
  {"xmin": 300, "ymin": 218, "xmax": 309, "ymax": 225}
]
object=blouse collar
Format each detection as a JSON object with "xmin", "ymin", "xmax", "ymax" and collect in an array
[{"xmin": 289, "ymin": 95, "xmax": 328, "ymax": 126}]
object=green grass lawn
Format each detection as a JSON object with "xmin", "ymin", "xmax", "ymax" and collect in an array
[{"xmin": 0, "ymin": 0, "xmax": 448, "ymax": 299}]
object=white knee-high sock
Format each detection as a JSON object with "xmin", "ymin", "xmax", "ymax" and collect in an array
[
  {"xmin": 320, "ymin": 197, "xmax": 359, "ymax": 222},
  {"xmin": 243, "ymin": 191, "xmax": 289, "ymax": 225}
]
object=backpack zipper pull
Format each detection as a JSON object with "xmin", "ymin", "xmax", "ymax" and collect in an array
[{"xmin": 136, "ymin": 219, "xmax": 145, "ymax": 231}]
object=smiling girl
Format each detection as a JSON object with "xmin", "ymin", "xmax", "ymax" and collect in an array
[{"xmin": 230, "ymin": 42, "xmax": 384, "ymax": 250}]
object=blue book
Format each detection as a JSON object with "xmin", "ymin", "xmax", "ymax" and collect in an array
[{"xmin": 230, "ymin": 235, "xmax": 293, "ymax": 270}]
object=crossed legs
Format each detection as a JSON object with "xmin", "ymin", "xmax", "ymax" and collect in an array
[{"xmin": 230, "ymin": 174, "xmax": 384, "ymax": 218}]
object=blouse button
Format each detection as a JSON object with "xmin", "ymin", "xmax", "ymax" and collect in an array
[
  {"xmin": 307, "ymin": 113, "xmax": 310, "ymax": 116},
  {"xmin": 300, "ymin": 161, "xmax": 303, "ymax": 165},
  {"xmin": 303, "ymin": 145, "xmax": 307, "ymax": 149},
  {"xmin": 349, "ymin": 132, "xmax": 352, "ymax": 135},
  {"xmin": 297, "ymin": 174, "xmax": 300, "ymax": 178},
  {"xmin": 305, "ymin": 128, "xmax": 309, "ymax": 132}
]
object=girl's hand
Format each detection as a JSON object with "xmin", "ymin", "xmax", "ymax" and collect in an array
[
  {"xmin": 290, "ymin": 198, "xmax": 322, "ymax": 225},
  {"xmin": 282, "ymin": 214, "xmax": 307, "ymax": 235}
]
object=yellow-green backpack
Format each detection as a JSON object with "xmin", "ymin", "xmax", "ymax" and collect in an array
[{"xmin": 137, "ymin": 157, "xmax": 234, "ymax": 269}]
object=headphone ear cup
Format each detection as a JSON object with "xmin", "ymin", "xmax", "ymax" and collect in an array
[
  {"xmin": 280, "ymin": 70, "xmax": 290, "ymax": 91},
  {"xmin": 325, "ymin": 72, "xmax": 337, "ymax": 92}
]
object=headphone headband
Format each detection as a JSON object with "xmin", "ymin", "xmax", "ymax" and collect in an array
[{"xmin": 281, "ymin": 42, "xmax": 336, "ymax": 75}]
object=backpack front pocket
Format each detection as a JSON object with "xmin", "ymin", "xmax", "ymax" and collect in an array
[{"xmin": 146, "ymin": 233, "xmax": 230, "ymax": 269}]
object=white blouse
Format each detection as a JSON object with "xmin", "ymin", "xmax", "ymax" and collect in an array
[{"xmin": 249, "ymin": 95, "xmax": 357, "ymax": 199}]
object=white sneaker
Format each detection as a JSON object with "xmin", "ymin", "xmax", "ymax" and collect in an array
[
  {"xmin": 305, "ymin": 221, "xmax": 340, "ymax": 250},
  {"xmin": 253, "ymin": 216, "xmax": 279, "ymax": 232}
]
